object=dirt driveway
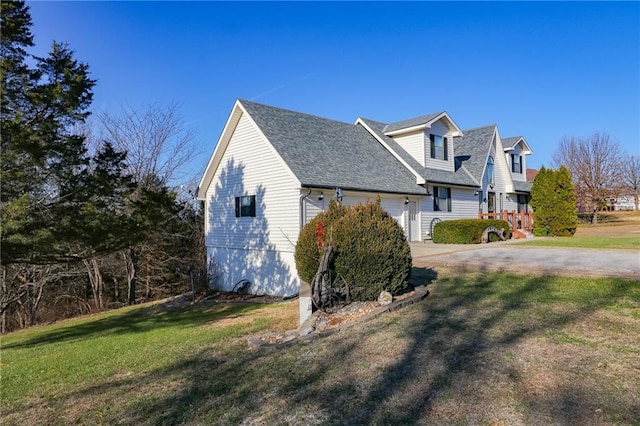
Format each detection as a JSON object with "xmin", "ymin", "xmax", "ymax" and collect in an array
[{"xmin": 411, "ymin": 240, "xmax": 640, "ymax": 279}]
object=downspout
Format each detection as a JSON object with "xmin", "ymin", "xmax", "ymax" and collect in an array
[
  {"xmin": 299, "ymin": 187, "xmax": 312, "ymax": 232},
  {"xmin": 298, "ymin": 187, "xmax": 314, "ymax": 326}
]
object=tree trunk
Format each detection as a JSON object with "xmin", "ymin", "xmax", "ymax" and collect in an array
[
  {"xmin": 1, "ymin": 267, "xmax": 7, "ymax": 334},
  {"xmin": 591, "ymin": 208, "xmax": 599, "ymax": 225},
  {"xmin": 23, "ymin": 265, "xmax": 48, "ymax": 327},
  {"xmin": 84, "ymin": 258, "xmax": 104, "ymax": 310},
  {"xmin": 124, "ymin": 247, "xmax": 139, "ymax": 305},
  {"xmin": 113, "ymin": 277, "xmax": 119, "ymax": 303}
]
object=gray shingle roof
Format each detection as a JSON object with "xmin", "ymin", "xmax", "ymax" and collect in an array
[
  {"xmin": 502, "ymin": 136, "xmax": 523, "ymax": 150},
  {"xmin": 236, "ymin": 100, "xmax": 529, "ymax": 194},
  {"xmin": 513, "ymin": 180, "xmax": 532, "ymax": 192},
  {"xmin": 239, "ymin": 100, "xmax": 427, "ymax": 195},
  {"xmin": 453, "ymin": 125, "xmax": 496, "ymax": 183},
  {"xmin": 383, "ymin": 112, "xmax": 444, "ymax": 133},
  {"xmin": 361, "ymin": 118, "xmax": 479, "ymax": 187}
]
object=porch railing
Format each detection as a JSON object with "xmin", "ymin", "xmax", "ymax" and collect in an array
[{"xmin": 478, "ymin": 211, "xmax": 534, "ymax": 233}]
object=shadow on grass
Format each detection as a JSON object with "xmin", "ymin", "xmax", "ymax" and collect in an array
[
  {"xmin": 410, "ymin": 266, "xmax": 438, "ymax": 287},
  {"xmin": 7, "ymin": 268, "xmax": 640, "ymax": 424},
  {"xmin": 2, "ymin": 301, "xmax": 266, "ymax": 350},
  {"xmin": 10, "ymin": 268, "xmax": 640, "ymax": 424}
]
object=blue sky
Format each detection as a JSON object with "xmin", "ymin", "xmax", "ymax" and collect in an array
[{"xmin": 29, "ymin": 1, "xmax": 639, "ymax": 180}]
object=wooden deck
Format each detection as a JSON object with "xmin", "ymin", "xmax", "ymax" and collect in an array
[{"xmin": 478, "ymin": 211, "xmax": 533, "ymax": 238}]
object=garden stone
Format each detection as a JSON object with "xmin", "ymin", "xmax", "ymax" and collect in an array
[{"xmin": 378, "ymin": 291, "xmax": 393, "ymax": 305}]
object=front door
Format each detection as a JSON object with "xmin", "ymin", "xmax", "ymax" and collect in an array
[
  {"xmin": 488, "ymin": 192, "xmax": 496, "ymax": 214},
  {"xmin": 408, "ymin": 201, "xmax": 420, "ymax": 241}
]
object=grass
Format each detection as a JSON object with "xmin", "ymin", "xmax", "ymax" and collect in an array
[
  {"xmin": 2, "ymin": 271, "xmax": 639, "ymax": 425},
  {"xmin": 518, "ymin": 210, "xmax": 640, "ymax": 250},
  {"xmin": 517, "ymin": 235, "xmax": 640, "ymax": 250},
  {"xmin": 1, "ymin": 299, "xmax": 297, "ymax": 406}
]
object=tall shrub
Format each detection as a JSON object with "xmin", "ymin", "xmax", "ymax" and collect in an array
[
  {"xmin": 333, "ymin": 201, "xmax": 412, "ymax": 300},
  {"xmin": 294, "ymin": 199, "xmax": 347, "ymax": 283},
  {"xmin": 294, "ymin": 199, "xmax": 412, "ymax": 301},
  {"xmin": 530, "ymin": 166, "xmax": 578, "ymax": 236}
]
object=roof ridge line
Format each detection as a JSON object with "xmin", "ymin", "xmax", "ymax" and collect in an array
[
  {"xmin": 238, "ymin": 98, "xmax": 354, "ymax": 126},
  {"xmin": 459, "ymin": 123, "xmax": 497, "ymax": 133}
]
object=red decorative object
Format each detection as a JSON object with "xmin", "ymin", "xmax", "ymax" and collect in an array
[{"xmin": 316, "ymin": 220, "xmax": 325, "ymax": 253}]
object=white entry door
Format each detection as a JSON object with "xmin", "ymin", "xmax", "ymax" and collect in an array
[{"xmin": 408, "ymin": 201, "xmax": 420, "ymax": 241}]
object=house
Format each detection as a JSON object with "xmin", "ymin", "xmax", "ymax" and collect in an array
[{"xmin": 197, "ymin": 99, "xmax": 533, "ymax": 317}]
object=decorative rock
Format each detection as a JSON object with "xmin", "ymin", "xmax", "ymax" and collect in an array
[
  {"xmin": 378, "ymin": 291, "xmax": 393, "ymax": 305},
  {"xmin": 298, "ymin": 324, "xmax": 315, "ymax": 336}
]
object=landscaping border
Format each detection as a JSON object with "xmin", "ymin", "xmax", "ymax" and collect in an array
[{"xmin": 247, "ymin": 285, "xmax": 430, "ymax": 350}]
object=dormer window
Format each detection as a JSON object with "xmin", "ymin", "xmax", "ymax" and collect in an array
[
  {"xmin": 511, "ymin": 154, "xmax": 522, "ymax": 173},
  {"xmin": 430, "ymin": 134, "xmax": 448, "ymax": 161}
]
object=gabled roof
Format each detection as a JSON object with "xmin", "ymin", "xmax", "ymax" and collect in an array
[
  {"xmin": 238, "ymin": 100, "xmax": 427, "ymax": 195},
  {"xmin": 383, "ymin": 112, "xmax": 443, "ymax": 133},
  {"xmin": 200, "ymin": 99, "xmax": 532, "ymax": 199},
  {"xmin": 383, "ymin": 111, "xmax": 464, "ymax": 137},
  {"xmin": 360, "ymin": 118, "xmax": 479, "ymax": 187},
  {"xmin": 453, "ymin": 125, "xmax": 497, "ymax": 183},
  {"xmin": 502, "ymin": 136, "xmax": 533, "ymax": 154}
]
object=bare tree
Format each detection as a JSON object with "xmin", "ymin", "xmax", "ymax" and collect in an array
[
  {"xmin": 621, "ymin": 154, "xmax": 640, "ymax": 210},
  {"xmin": 97, "ymin": 102, "xmax": 200, "ymax": 187},
  {"xmin": 98, "ymin": 103, "xmax": 202, "ymax": 305},
  {"xmin": 553, "ymin": 132, "xmax": 623, "ymax": 224}
]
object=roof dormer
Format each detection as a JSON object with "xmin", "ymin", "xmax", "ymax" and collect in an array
[
  {"xmin": 383, "ymin": 111, "xmax": 464, "ymax": 137},
  {"xmin": 502, "ymin": 136, "xmax": 532, "ymax": 182}
]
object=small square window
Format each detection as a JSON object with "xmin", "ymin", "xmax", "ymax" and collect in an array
[{"xmin": 235, "ymin": 195, "xmax": 256, "ymax": 217}]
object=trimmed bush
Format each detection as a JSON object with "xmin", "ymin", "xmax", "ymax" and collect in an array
[
  {"xmin": 294, "ymin": 199, "xmax": 412, "ymax": 302},
  {"xmin": 432, "ymin": 219, "xmax": 511, "ymax": 244},
  {"xmin": 294, "ymin": 199, "xmax": 348, "ymax": 284},
  {"xmin": 333, "ymin": 201, "xmax": 412, "ymax": 301}
]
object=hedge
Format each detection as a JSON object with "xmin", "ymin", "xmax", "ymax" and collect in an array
[{"xmin": 432, "ymin": 219, "xmax": 511, "ymax": 244}]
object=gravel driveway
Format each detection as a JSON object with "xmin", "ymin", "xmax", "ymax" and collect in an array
[{"xmin": 411, "ymin": 240, "xmax": 640, "ymax": 279}]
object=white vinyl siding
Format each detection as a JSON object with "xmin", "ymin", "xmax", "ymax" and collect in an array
[
  {"xmin": 392, "ymin": 130, "xmax": 425, "ymax": 166},
  {"xmin": 302, "ymin": 190, "xmax": 326, "ymax": 224},
  {"xmin": 425, "ymin": 121, "xmax": 454, "ymax": 172},
  {"xmin": 421, "ymin": 187, "xmax": 478, "ymax": 239},
  {"xmin": 304, "ymin": 192, "xmax": 409, "ymax": 237},
  {"xmin": 204, "ymin": 112, "xmax": 300, "ymax": 297}
]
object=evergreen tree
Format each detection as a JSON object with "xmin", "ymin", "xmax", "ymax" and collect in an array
[
  {"xmin": 552, "ymin": 166, "xmax": 578, "ymax": 236},
  {"xmin": 0, "ymin": 1, "xmax": 145, "ymax": 265},
  {"xmin": 530, "ymin": 166, "xmax": 578, "ymax": 236}
]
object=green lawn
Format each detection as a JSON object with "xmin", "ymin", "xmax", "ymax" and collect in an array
[
  {"xmin": 1, "ymin": 299, "xmax": 297, "ymax": 406},
  {"xmin": 516, "ymin": 235, "xmax": 640, "ymax": 250},
  {"xmin": 2, "ymin": 272, "xmax": 639, "ymax": 425}
]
